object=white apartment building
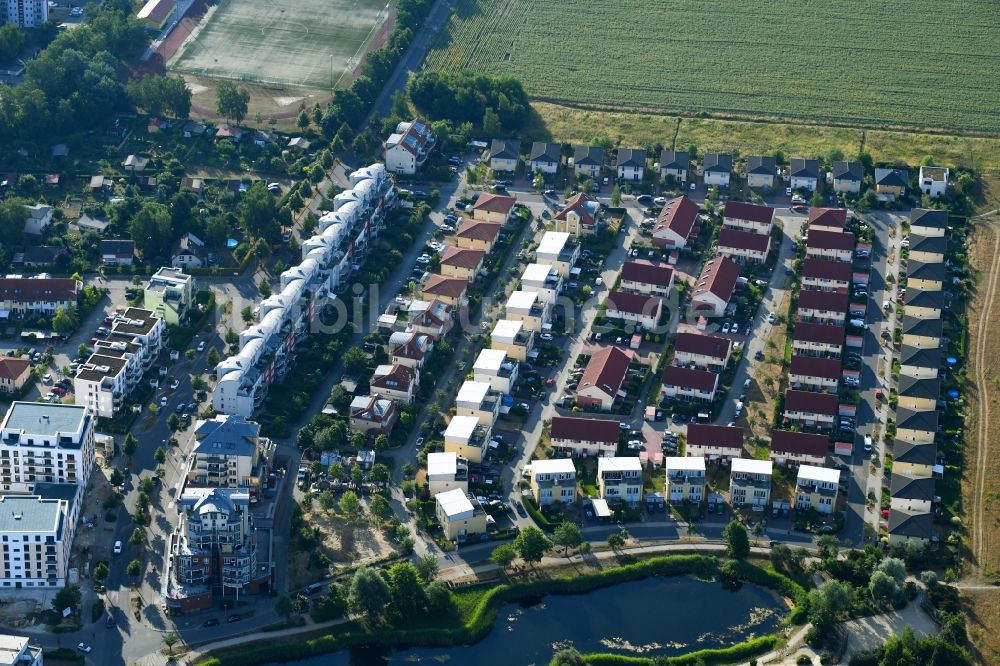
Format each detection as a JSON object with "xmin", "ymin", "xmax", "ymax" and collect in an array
[
  {"xmin": 795, "ymin": 465, "xmax": 840, "ymax": 515},
  {"xmin": 490, "ymin": 319, "xmax": 533, "ymax": 361},
  {"xmin": 0, "ymin": 634, "xmax": 43, "ymax": 666},
  {"xmin": 0, "ymin": 402, "xmax": 94, "ymax": 493},
  {"xmin": 526, "ymin": 459, "xmax": 576, "ymax": 506},
  {"xmin": 455, "ymin": 380, "xmax": 501, "ymax": 426},
  {"xmin": 535, "ymin": 232, "xmax": 580, "ymax": 277},
  {"xmin": 730, "ymin": 458, "xmax": 772, "ymax": 510},
  {"xmin": 0, "ymin": 483, "xmax": 80, "ymax": 589},
  {"xmin": 520, "ymin": 263, "xmax": 561, "ymax": 304},
  {"xmin": 597, "ymin": 457, "xmax": 643, "ymax": 505},
  {"xmin": 1, "ymin": 0, "xmax": 48, "ymax": 28},
  {"xmin": 505, "ymin": 290, "xmax": 550, "ymax": 332},
  {"xmin": 472, "ymin": 349, "xmax": 518, "ymax": 395},
  {"xmin": 665, "ymin": 456, "xmax": 706, "ymax": 504},
  {"xmin": 444, "ymin": 415, "xmax": 491, "ymax": 464},
  {"xmin": 384, "ymin": 120, "xmax": 434, "ymax": 175},
  {"xmin": 426, "ymin": 451, "xmax": 468, "ymax": 495}
]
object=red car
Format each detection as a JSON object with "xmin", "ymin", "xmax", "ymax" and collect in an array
[
  {"xmin": 874, "ymin": 389, "xmax": 884, "ymax": 401},
  {"xmin": 791, "ymin": 204, "xmax": 808, "ymax": 213}
]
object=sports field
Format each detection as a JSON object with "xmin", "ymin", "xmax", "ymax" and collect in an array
[
  {"xmin": 171, "ymin": 0, "xmax": 391, "ymax": 90},
  {"xmin": 426, "ymin": 0, "xmax": 1000, "ymax": 134}
]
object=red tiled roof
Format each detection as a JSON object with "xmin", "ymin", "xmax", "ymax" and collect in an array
[
  {"xmin": 0, "ymin": 357, "xmax": 30, "ymax": 382},
  {"xmin": 440, "ymin": 246, "xmax": 485, "ymax": 270},
  {"xmin": 723, "ymin": 201, "xmax": 775, "ymax": 225},
  {"xmin": 455, "ymin": 220, "xmax": 502, "ymax": 242},
  {"xmin": 654, "ymin": 196, "xmax": 699, "ymax": 240},
  {"xmin": 807, "ymin": 229, "xmax": 855, "ymax": 252},
  {"xmin": 423, "ymin": 274, "xmax": 468, "ymax": 300},
  {"xmin": 718, "ymin": 228, "xmax": 770, "ymax": 253},
  {"xmin": 606, "ymin": 291, "xmax": 661, "ymax": 317},
  {"xmin": 661, "ymin": 365, "xmax": 719, "ymax": 392},
  {"xmin": 794, "ymin": 322, "xmax": 845, "ymax": 345},
  {"xmin": 785, "ymin": 389, "xmax": 837, "ymax": 415},
  {"xmin": 0, "ymin": 278, "xmax": 79, "ymax": 303},
  {"xmin": 770, "ymin": 430, "xmax": 828, "ymax": 457},
  {"xmin": 692, "ymin": 255, "xmax": 740, "ymax": 302},
  {"xmin": 472, "ymin": 193, "xmax": 516, "ymax": 214},
  {"xmin": 555, "ymin": 192, "xmax": 597, "ymax": 228},
  {"xmin": 621, "ymin": 260, "xmax": 674, "ymax": 288},
  {"xmin": 803, "ymin": 258, "xmax": 853, "ymax": 282},
  {"xmin": 674, "ymin": 332, "xmax": 732, "ymax": 361},
  {"xmin": 579, "ymin": 346, "xmax": 631, "ymax": 399},
  {"xmin": 798, "ymin": 289, "xmax": 848, "ymax": 314},
  {"xmin": 371, "ymin": 364, "xmax": 416, "ymax": 392},
  {"xmin": 686, "ymin": 424, "xmax": 744, "ymax": 450},
  {"xmin": 790, "ymin": 355, "xmax": 842, "ymax": 380},
  {"xmin": 551, "ymin": 416, "xmax": 620, "ymax": 443},
  {"xmin": 808, "ymin": 208, "xmax": 847, "ymax": 229}
]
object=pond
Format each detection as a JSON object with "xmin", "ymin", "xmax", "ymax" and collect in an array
[{"xmin": 279, "ymin": 575, "xmax": 785, "ymax": 666}]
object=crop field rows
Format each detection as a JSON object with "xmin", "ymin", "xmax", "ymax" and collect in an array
[{"xmin": 426, "ymin": 0, "xmax": 1000, "ymax": 134}]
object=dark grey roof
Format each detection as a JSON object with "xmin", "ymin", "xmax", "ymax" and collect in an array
[
  {"xmin": 888, "ymin": 508, "xmax": 934, "ymax": 538},
  {"xmin": 906, "ymin": 259, "xmax": 946, "ymax": 283},
  {"xmin": 790, "ymin": 158, "xmax": 819, "ymax": 179},
  {"xmin": 875, "ymin": 167, "xmax": 908, "ymax": 187},
  {"xmin": 833, "ymin": 161, "xmax": 863, "ymax": 181},
  {"xmin": 100, "ymin": 239, "xmax": 136, "ymax": 255},
  {"xmin": 659, "ymin": 150, "xmax": 690, "ymax": 171},
  {"xmin": 490, "ymin": 139, "xmax": 520, "ymax": 161},
  {"xmin": 746, "ymin": 155, "xmax": 776, "ymax": 176},
  {"xmin": 908, "ymin": 233, "xmax": 947, "ymax": 255},
  {"xmin": 528, "ymin": 141, "xmax": 561, "ymax": 164},
  {"xmin": 899, "ymin": 344, "xmax": 940, "ymax": 370},
  {"xmin": 21, "ymin": 246, "xmax": 64, "ymax": 265},
  {"xmin": 890, "ymin": 473, "xmax": 936, "ymax": 501},
  {"xmin": 897, "ymin": 373, "xmax": 940, "ymax": 400},
  {"xmin": 904, "ymin": 288, "xmax": 944, "ymax": 310},
  {"xmin": 702, "ymin": 153, "xmax": 732, "ymax": 173},
  {"xmin": 901, "ymin": 315, "xmax": 942, "ymax": 338},
  {"xmin": 617, "ymin": 148, "xmax": 647, "ymax": 169},
  {"xmin": 911, "ymin": 208, "xmax": 948, "ymax": 230},
  {"xmin": 893, "ymin": 439, "xmax": 937, "ymax": 466},
  {"xmin": 574, "ymin": 145, "xmax": 604, "ymax": 167},
  {"xmin": 896, "ymin": 407, "xmax": 938, "ymax": 434}
]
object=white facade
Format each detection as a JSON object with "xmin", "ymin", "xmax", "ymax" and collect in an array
[
  {"xmin": 730, "ymin": 458, "xmax": 772, "ymax": 510},
  {"xmin": 527, "ymin": 459, "xmax": 576, "ymax": 506},
  {"xmin": 520, "ymin": 263, "xmax": 561, "ymax": 304},
  {"xmin": 918, "ymin": 166, "xmax": 948, "ymax": 199},
  {"xmin": 427, "ymin": 451, "xmax": 468, "ymax": 496},
  {"xmin": 0, "ymin": 402, "xmax": 95, "ymax": 493},
  {"xmin": 0, "ymin": 492, "xmax": 74, "ymax": 588},
  {"xmin": 2, "ymin": 0, "xmax": 47, "ymax": 27},
  {"xmin": 597, "ymin": 457, "xmax": 643, "ymax": 504},
  {"xmin": 535, "ymin": 232, "xmax": 579, "ymax": 277},
  {"xmin": 472, "ymin": 349, "xmax": 518, "ymax": 395}
]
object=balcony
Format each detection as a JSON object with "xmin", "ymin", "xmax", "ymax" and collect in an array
[{"xmin": 733, "ymin": 473, "xmax": 771, "ymax": 488}]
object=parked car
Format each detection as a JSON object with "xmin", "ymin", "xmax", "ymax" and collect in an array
[
  {"xmin": 196, "ymin": 341, "xmax": 206, "ymax": 352},
  {"xmin": 202, "ymin": 618, "xmax": 220, "ymax": 628},
  {"xmin": 77, "ymin": 643, "xmax": 92, "ymax": 653}
]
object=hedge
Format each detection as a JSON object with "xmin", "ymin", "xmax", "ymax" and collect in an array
[{"xmin": 581, "ymin": 635, "xmax": 779, "ymax": 666}]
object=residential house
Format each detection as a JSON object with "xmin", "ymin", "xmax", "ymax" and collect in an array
[
  {"xmin": 435, "ymin": 489, "xmax": 487, "ymax": 540},
  {"xmin": 808, "ymin": 208, "xmax": 848, "ymax": 232},
  {"xmin": 770, "ymin": 430, "xmax": 829, "ymax": 467},
  {"xmin": 892, "ymin": 439, "xmax": 936, "ymax": 478},
  {"xmin": 604, "ymin": 291, "xmax": 662, "ymax": 329},
  {"xmin": 0, "ymin": 357, "xmax": 30, "ymax": 394},
  {"xmin": 0, "ymin": 402, "xmax": 95, "ymax": 492},
  {"xmin": 907, "ymin": 233, "xmax": 947, "ymax": 264},
  {"xmin": 659, "ymin": 150, "xmax": 690, "ymax": 182},
  {"xmin": 896, "ymin": 407, "xmax": 937, "ymax": 444},
  {"xmin": 888, "ymin": 508, "xmax": 934, "ymax": 546},
  {"xmin": 874, "ymin": 168, "xmax": 908, "ymax": 201},
  {"xmin": 426, "ymin": 452, "xmax": 468, "ymax": 495},
  {"xmin": 597, "ymin": 457, "xmax": 643, "ymax": 505},
  {"xmin": 471, "ymin": 193, "xmax": 516, "ymax": 225},
  {"xmin": 408, "ymin": 299, "xmax": 454, "ymax": 340},
  {"xmin": 370, "ymin": 364, "xmax": 418, "ymax": 404},
  {"xmin": 620, "ymin": 260, "xmax": 675, "ymax": 297},
  {"xmin": 789, "ymin": 355, "xmax": 840, "ymax": 392},
  {"xmin": 797, "ymin": 289, "xmax": 848, "ymax": 325},
  {"xmin": 490, "ymin": 319, "xmax": 533, "ymax": 361},
  {"xmin": 535, "ymin": 231, "xmax": 579, "ymax": 277},
  {"xmin": 673, "ymin": 332, "xmax": 732, "ymax": 371},
  {"xmin": 99, "ymin": 240, "xmax": 135, "ymax": 267},
  {"xmin": 528, "ymin": 142, "xmax": 561, "ymax": 175},
  {"xmin": 505, "ymin": 290, "xmax": 549, "ymax": 332},
  {"xmin": 349, "ymin": 395, "xmax": 399, "ymax": 437},
  {"xmin": 717, "ymin": 228, "xmax": 770, "ymax": 263},
  {"xmin": 421, "ymin": 274, "xmax": 468, "ymax": 307},
  {"xmin": 795, "ymin": 465, "xmax": 839, "ymax": 514},
  {"xmin": 0, "ymin": 635, "xmax": 42, "ymax": 666},
  {"xmin": 802, "ymin": 258, "xmax": 852, "ymax": 291},
  {"xmin": 789, "ymin": 158, "xmax": 820, "ymax": 191},
  {"xmin": 22, "ymin": 204, "xmax": 52, "ymax": 236},
  {"xmin": 144, "ymin": 267, "xmax": 193, "ymax": 325},
  {"xmin": 660, "ymin": 365, "xmax": 719, "ymax": 403},
  {"xmin": 806, "ymin": 229, "xmax": 855, "ymax": 263},
  {"xmin": 906, "ymin": 258, "xmax": 946, "ymax": 291},
  {"xmin": 122, "ymin": 154, "xmax": 150, "ymax": 172},
  {"xmin": 527, "ymin": 459, "xmax": 576, "ymax": 506},
  {"xmin": 616, "ymin": 148, "xmax": 646, "ymax": 181},
  {"xmin": 572, "ymin": 145, "xmax": 604, "ymax": 179},
  {"xmin": 792, "ymin": 322, "xmax": 844, "ymax": 358},
  {"xmin": 730, "ymin": 458, "xmax": 772, "ymax": 510},
  {"xmin": 388, "ymin": 332, "xmax": 433, "ymax": 370},
  {"xmin": 903, "ymin": 288, "xmax": 943, "ymax": 319},
  {"xmin": 832, "ymin": 161, "xmax": 864, "ymax": 194},
  {"xmin": 651, "ymin": 195, "xmax": 699, "ymax": 249},
  {"xmin": 723, "ymin": 201, "xmax": 774, "ymax": 236},
  {"xmin": 0, "ymin": 488, "xmax": 77, "ymax": 588},
  {"xmin": 444, "ymin": 415, "xmax": 491, "ymax": 464},
  {"xmin": 745, "ymin": 156, "xmax": 777, "ymax": 189},
  {"xmin": 553, "ymin": 192, "xmax": 600, "ymax": 236},
  {"xmin": 0, "ymin": 277, "xmax": 79, "ymax": 317},
  {"xmin": 549, "ymin": 416, "xmax": 620, "ymax": 457},
  {"xmin": 784, "ymin": 389, "xmax": 837, "ymax": 429},
  {"xmin": 74, "ymin": 214, "xmax": 110, "ymax": 233},
  {"xmin": 520, "ymin": 263, "xmax": 562, "ymax": 304},
  {"xmin": 186, "ymin": 415, "xmax": 275, "ymax": 501},
  {"xmin": 685, "ymin": 424, "xmax": 744, "ymax": 461},
  {"xmin": 384, "ymin": 119, "xmax": 433, "ymax": 175},
  {"xmin": 690, "ymin": 255, "xmax": 740, "ymax": 318},
  {"xmin": 909, "ymin": 209, "xmax": 948, "ymax": 237},
  {"xmin": 287, "ymin": 137, "xmax": 310, "ymax": 151},
  {"xmin": 702, "ymin": 153, "xmax": 732, "ymax": 186},
  {"xmin": 439, "ymin": 246, "xmax": 485, "ymax": 281},
  {"xmin": 473, "ymin": 348, "xmax": 518, "ymax": 395},
  {"xmin": 918, "ymin": 166, "xmax": 948, "ymax": 198},
  {"xmin": 489, "ymin": 139, "xmax": 520, "ymax": 172},
  {"xmin": 890, "ymin": 473, "xmax": 935, "ymax": 514},
  {"xmin": 899, "ymin": 344, "xmax": 940, "ymax": 379},
  {"xmin": 14, "ymin": 247, "xmax": 59, "ymax": 268},
  {"xmin": 665, "ymin": 456, "xmax": 706, "ymax": 504},
  {"xmin": 88, "ymin": 175, "xmax": 106, "ymax": 193},
  {"xmin": 172, "ymin": 232, "xmax": 208, "ymax": 270},
  {"xmin": 454, "ymin": 220, "xmax": 502, "ymax": 252},
  {"xmin": 576, "ymin": 346, "xmax": 631, "ymax": 410},
  {"xmin": 137, "ymin": 0, "xmax": 174, "ymax": 29},
  {"xmin": 901, "ymin": 315, "xmax": 942, "ymax": 349},
  {"xmin": 455, "ymin": 380, "xmax": 501, "ymax": 426}
]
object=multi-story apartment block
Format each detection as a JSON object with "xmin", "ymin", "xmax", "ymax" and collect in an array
[
  {"xmin": 730, "ymin": 458, "xmax": 772, "ymax": 510},
  {"xmin": 384, "ymin": 119, "xmax": 434, "ymax": 175},
  {"xmin": 535, "ymin": 232, "xmax": 579, "ymax": 277},
  {"xmin": 472, "ymin": 349, "xmax": 518, "ymax": 395},
  {"xmin": 794, "ymin": 465, "xmax": 839, "ymax": 514},
  {"xmin": 0, "ymin": 485, "xmax": 78, "ymax": 589},
  {"xmin": 444, "ymin": 415, "xmax": 491, "ymax": 464},
  {"xmin": 214, "ymin": 165, "xmax": 391, "ymax": 418},
  {"xmin": 597, "ymin": 457, "xmax": 643, "ymax": 505},
  {"xmin": 505, "ymin": 290, "xmax": 550, "ymax": 332},
  {"xmin": 186, "ymin": 415, "xmax": 275, "ymax": 502},
  {"xmin": 73, "ymin": 354, "xmax": 129, "ymax": 419},
  {"xmin": 144, "ymin": 267, "xmax": 193, "ymax": 325},
  {"xmin": 1, "ymin": 0, "xmax": 48, "ymax": 28},
  {"xmin": 455, "ymin": 381, "xmax": 501, "ymax": 426},
  {"xmin": 527, "ymin": 459, "xmax": 576, "ymax": 506},
  {"xmin": 0, "ymin": 402, "xmax": 94, "ymax": 493},
  {"xmin": 426, "ymin": 451, "xmax": 468, "ymax": 496},
  {"xmin": 435, "ymin": 488, "xmax": 487, "ymax": 540},
  {"xmin": 0, "ymin": 634, "xmax": 43, "ymax": 665},
  {"xmin": 665, "ymin": 456, "xmax": 705, "ymax": 504},
  {"xmin": 520, "ymin": 263, "xmax": 562, "ymax": 304},
  {"xmin": 0, "ymin": 277, "xmax": 80, "ymax": 317}
]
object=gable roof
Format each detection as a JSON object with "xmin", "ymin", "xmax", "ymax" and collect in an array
[
  {"xmin": 702, "ymin": 153, "xmax": 732, "ymax": 173},
  {"xmin": 906, "ymin": 258, "xmax": 946, "ymax": 283},
  {"xmin": 794, "ymin": 322, "xmax": 845, "ymax": 346},
  {"xmin": 551, "ymin": 416, "xmax": 620, "ymax": 444},
  {"xmin": 746, "ymin": 155, "xmax": 776, "ymax": 175},
  {"xmin": 0, "ymin": 357, "xmax": 30, "ymax": 382},
  {"xmin": 489, "ymin": 139, "xmax": 520, "ymax": 160},
  {"xmin": 808, "ymin": 208, "xmax": 848, "ymax": 229},
  {"xmin": 888, "ymin": 508, "xmax": 934, "ymax": 539},
  {"xmin": 579, "ymin": 346, "xmax": 632, "ymax": 399},
  {"xmin": 785, "ymin": 389, "xmax": 837, "ymax": 415},
  {"xmin": 455, "ymin": 219, "xmax": 502, "ymax": 243},
  {"xmin": 0, "ymin": 278, "xmax": 79, "ymax": 303},
  {"xmin": 555, "ymin": 192, "xmax": 599, "ymax": 228},
  {"xmin": 692, "ymin": 255, "xmax": 740, "ymax": 304},
  {"xmin": 897, "ymin": 373, "xmax": 940, "ymax": 400},
  {"xmin": 803, "ymin": 257, "xmax": 853, "ymax": 282},
  {"xmin": 723, "ymin": 201, "xmax": 774, "ymax": 225},
  {"xmin": 423, "ymin": 274, "xmax": 468, "ymax": 300},
  {"xmin": 907, "ymin": 233, "xmax": 947, "ymax": 255},
  {"xmin": 718, "ymin": 228, "xmax": 770, "ymax": 253},
  {"xmin": 833, "ymin": 161, "xmax": 863, "ymax": 181},
  {"xmin": 798, "ymin": 288, "xmax": 848, "ymax": 314},
  {"xmin": 904, "ymin": 288, "xmax": 944, "ymax": 310},
  {"xmin": 21, "ymin": 246, "xmax": 64, "ymax": 265},
  {"xmin": 528, "ymin": 141, "xmax": 561, "ymax": 163},
  {"xmin": 573, "ymin": 145, "xmax": 604, "ymax": 167},
  {"xmin": 621, "ymin": 260, "xmax": 675, "ymax": 288},
  {"xmin": 371, "ymin": 363, "xmax": 416, "ymax": 393},
  {"xmin": 661, "ymin": 365, "xmax": 719, "ymax": 392},
  {"xmin": 686, "ymin": 424, "xmax": 743, "ymax": 450},
  {"xmin": 807, "ymin": 229, "xmax": 855, "ymax": 252},
  {"xmin": 654, "ymin": 196, "xmax": 699, "ymax": 241},
  {"xmin": 790, "ymin": 355, "xmax": 842, "ymax": 380},
  {"xmin": 910, "ymin": 208, "xmax": 947, "ymax": 230},
  {"xmin": 616, "ymin": 148, "xmax": 646, "ymax": 168},
  {"xmin": 440, "ymin": 246, "xmax": 485, "ymax": 270},
  {"xmin": 893, "ymin": 439, "xmax": 936, "ymax": 466},
  {"xmin": 472, "ymin": 193, "xmax": 516, "ymax": 215},
  {"xmin": 605, "ymin": 290, "xmax": 661, "ymax": 317},
  {"xmin": 674, "ymin": 332, "xmax": 732, "ymax": 361},
  {"xmin": 659, "ymin": 150, "xmax": 690, "ymax": 171},
  {"xmin": 896, "ymin": 407, "xmax": 938, "ymax": 433},
  {"xmin": 790, "ymin": 158, "xmax": 819, "ymax": 179},
  {"xmin": 770, "ymin": 429, "xmax": 828, "ymax": 458},
  {"xmin": 100, "ymin": 240, "xmax": 136, "ymax": 256},
  {"xmin": 899, "ymin": 344, "xmax": 940, "ymax": 370},
  {"xmin": 875, "ymin": 168, "xmax": 908, "ymax": 187},
  {"xmin": 901, "ymin": 315, "xmax": 942, "ymax": 338}
]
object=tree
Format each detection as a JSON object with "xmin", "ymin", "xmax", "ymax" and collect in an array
[
  {"xmin": 607, "ymin": 532, "xmax": 625, "ymax": 552},
  {"xmin": 239, "ymin": 182, "xmax": 278, "ymax": 241},
  {"xmin": 319, "ymin": 491, "xmax": 336, "ymax": 512},
  {"xmin": 162, "ymin": 632, "xmax": 180, "ymax": 656},
  {"xmin": 225, "ymin": 328, "xmax": 239, "ymax": 346},
  {"xmin": 241, "ymin": 305, "xmax": 254, "ymax": 324},
  {"xmin": 339, "ymin": 490, "xmax": 361, "ymax": 516},
  {"xmin": 166, "ymin": 413, "xmax": 180, "ymax": 431},
  {"xmin": 611, "ymin": 184, "xmax": 621, "ymax": 206},
  {"xmin": 370, "ymin": 463, "xmax": 390, "ymax": 487},
  {"xmin": 807, "ymin": 579, "xmax": 852, "ymax": 638},
  {"xmin": 93, "ymin": 562, "xmax": 109, "ymax": 581},
  {"xmin": 128, "ymin": 202, "xmax": 173, "ymax": 261},
  {"xmin": 551, "ymin": 648, "xmax": 587, "ymax": 666},
  {"xmin": 0, "ymin": 23, "xmax": 26, "ymax": 63},
  {"xmin": 388, "ymin": 562, "xmax": 426, "ymax": 620},
  {"xmin": 811, "ymin": 191, "xmax": 823, "ymax": 207},
  {"xmin": 216, "ymin": 80, "xmax": 250, "ymax": 125},
  {"xmin": 553, "ymin": 522, "xmax": 583, "ymax": 556},
  {"xmin": 482, "ymin": 107, "xmax": 502, "ymax": 137},
  {"xmin": 415, "ymin": 554, "xmax": 438, "ymax": 583},
  {"xmin": 275, "ymin": 595, "xmax": 293, "ymax": 619},
  {"xmin": 52, "ymin": 585, "xmax": 81, "ymax": 614},
  {"xmin": 374, "ymin": 434, "xmax": 390, "ymax": 451},
  {"xmin": 491, "ymin": 543, "xmax": 516, "ymax": 571},
  {"xmin": 347, "ymin": 567, "xmax": 390, "ymax": 625},
  {"xmin": 126, "ymin": 559, "xmax": 142, "ymax": 583},
  {"xmin": 259, "ymin": 278, "xmax": 272, "ymax": 298},
  {"xmin": 513, "ymin": 525, "xmax": 550, "ymax": 565},
  {"xmin": 342, "ymin": 347, "xmax": 370, "ymax": 377},
  {"xmin": 123, "ymin": 433, "xmax": 138, "ymax": 456},
  {"xmin": 52, "ymin": 306, "xmax": 79, "ymax": 334},
  {"xmin": 425, "ymin": 580, "xmax": 453, "ymax": 615},
  {"xmin": 877, "ymin": 556, "xmax": 907, "ymax": 584},
  {"xmin": 869, "ymin": 569, "xmax": 898, "ymax": 607},
  {"xmin": 154, "ymin": 447, "xmax": 166, "ymax": 465},
  {"xmin": 817, "ymin": 534, "xmax": 840, "ymax": 560},
  {"xmin": 369, "ymin": 494, "xmax": 392, "ymax": 521},
  {"xmin": 297, "ymin": 110, "xmax": 310, "ymax": 130},
  {"xmin": 207, "ymin": 347, "xmax": 221, "ymax": 366},
  {"xmin": 129, "ymin": 527, "xmax": 144, "ymax": 546},
  {"xmin": 723, "ymin": 520, "xmax": 750, "ymax": 560}
]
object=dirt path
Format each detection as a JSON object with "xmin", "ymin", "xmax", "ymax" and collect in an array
[{"xmin": 839, "ymin": 596, "xmax": 938, "ymax": 659}]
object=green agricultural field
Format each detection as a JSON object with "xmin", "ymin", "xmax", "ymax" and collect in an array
[{"xmin": 426, "ymin": 0, "xmax": 1000, "ymax": 134}]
